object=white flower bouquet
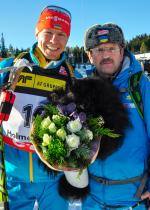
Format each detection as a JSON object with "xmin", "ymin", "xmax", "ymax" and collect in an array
[
  {"xmin": 30, "ymin": 77, "xmax": 128, "ymax": 194},
  {"xmin": 30, "ymin": 102, "xmax": 119, "ymax": 171}
]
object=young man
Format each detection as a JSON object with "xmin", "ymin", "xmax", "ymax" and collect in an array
[
  {"xmin": 81, "ymin": 23, "xmax": 150, "ymax": 209},
  {"xmin": 0, "ymin": 5, "xmax": 73, "ymax": 210}
]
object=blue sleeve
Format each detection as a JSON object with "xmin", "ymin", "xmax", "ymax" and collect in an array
[{"xmin": 0, "ymin": 57, "xmax": 14, "ymax": 86}]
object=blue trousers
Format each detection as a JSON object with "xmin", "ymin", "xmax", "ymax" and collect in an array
[{"xmin": 7, "ymin": 181, "xmax": 68, "ymax": 210}]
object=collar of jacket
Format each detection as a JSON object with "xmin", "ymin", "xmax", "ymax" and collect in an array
[{"xmin": 29, "ymin": 42, "xmax": 67, "ymax": 69}]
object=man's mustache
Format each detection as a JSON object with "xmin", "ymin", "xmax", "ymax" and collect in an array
[{"xmin": 100, "ymin": 58, "xmax": 113, "ymax": 64}]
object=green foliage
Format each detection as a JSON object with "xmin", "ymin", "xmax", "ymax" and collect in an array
[
  {"xmin": 44, "ymin": 138, "xmax": 67, "ymax": 165},
  {"xmin": 30, "ymin": 115, "xmax": 43, "ymax": 144},
  {"xmin": 45, "ymin": 104, "xmax": 59, "ymax": 115},
  {"xmin": 95, "ymin": 127, "xmax": 121, "ymax": 138},
  {"xmin": 127, "ymin": 33, "xmax": 150, "ymax": 53},
  {"xmin": 31, "ymin": 102, "xmax": 121, "ymax": 170},
  {"xmin": 88, "ymin": 116, "xmax": 121, "ymax": 138},
  {"xmin": 0, "ymin": 33, "xmax": 30, "ymax": 58},
  {"xmin": 140, "ymin": 42, "xmax": 148, "ymax": 53},
  {"xmin": 74, "ymin": 144, "xmax": 91, "ymax": 160},
  {"xmin": 45, "ymin": 104, "xmax": 68, "ymax": 126}
]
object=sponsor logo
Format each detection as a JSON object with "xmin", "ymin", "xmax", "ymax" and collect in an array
[
  {"xmin": 59, "ymin": 66, "xmax": 67, "ymax": 75},
  {"xmin": 46, "ymin": 16, "xmax": 70, "ymax": 25},
  {"xmin": 6, "ymin": 129, "xmax": 30, "ymax": 142},
  {"xmin": 18, "ymin": 74, "xmax": 33, "ymax": 83},
  {"xmin": 17, "ymin": 72, "xmax": 35, "ymax": 87},
  {"xmin": 16, "ymin": 72, "xmax": 66, "ymax": 91}
]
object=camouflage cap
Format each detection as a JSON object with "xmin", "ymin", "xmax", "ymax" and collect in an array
[{"xmin": 84, "ymin": 23, "xmax": 126, "ymax": 51}]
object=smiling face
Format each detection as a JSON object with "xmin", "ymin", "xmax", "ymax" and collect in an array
[
  {"xmin": 87, "ymin": 43, "xmax": 124, "ymax": 77},
  {"xmin": 37, "ymin": 28, "xmax": 68, "ymax": 60}
]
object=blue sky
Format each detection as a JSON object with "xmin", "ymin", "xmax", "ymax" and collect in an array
[{"xmin": 0, "ymin": 0, "xmax": 150, "ymax": 49}]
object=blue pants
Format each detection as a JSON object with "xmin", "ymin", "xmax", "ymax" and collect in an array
[{"xmin": 7, "ymin": 181, "xmax": 68, "ymax": 210}]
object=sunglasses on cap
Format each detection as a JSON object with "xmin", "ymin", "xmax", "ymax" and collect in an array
[{"xmin": 41, "ymin": 5, "xmax": 71, "ymax": 20}]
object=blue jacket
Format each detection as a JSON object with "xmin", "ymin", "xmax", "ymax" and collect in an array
[{"xmin": 81, "ymin": 51, "xmax": 150, "ymax": 206}]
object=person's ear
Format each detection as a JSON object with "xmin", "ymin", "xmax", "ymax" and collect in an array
[{"xmin": 87, "ymin": 51, "xmax": 94, "ymax": 64}]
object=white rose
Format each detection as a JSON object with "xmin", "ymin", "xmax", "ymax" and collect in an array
[
  {"xmin": 67, "ymin": 118, "xmax": 82, "ymax": 133},
  {"xmin": 52, "ymin": 115, "xmax": 61, "ymax": 125},
  {"xmin": 48, "ymin": 122, "xmax": 57, "ymax": 133},
  {"xmin": 56, "ymin": 128, "xmax": 67, "ymax": 140},
  {"xmin": 41, "ymin": 116, "xmax": 51, "ymax": 129},
  {"xmin": 42, "ymin": 134, "xmax": 52, "ymax": 146},
  {"xmin": 66, "ymin": 133, "xmax": 80, "ymax": 150}
]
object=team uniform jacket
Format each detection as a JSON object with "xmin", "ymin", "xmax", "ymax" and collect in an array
[
  {"xmin": 0, "ymin": 42, "xmax": 73, "ymax": 183},
  {"xmin": 78, "ymin": 51, "xmax": 150, "ymax": 209}
]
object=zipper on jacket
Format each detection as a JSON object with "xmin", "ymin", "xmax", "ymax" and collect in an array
[{"xmin": 29, "ymin": 152, "xmax": 33, "ymax": 182}]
